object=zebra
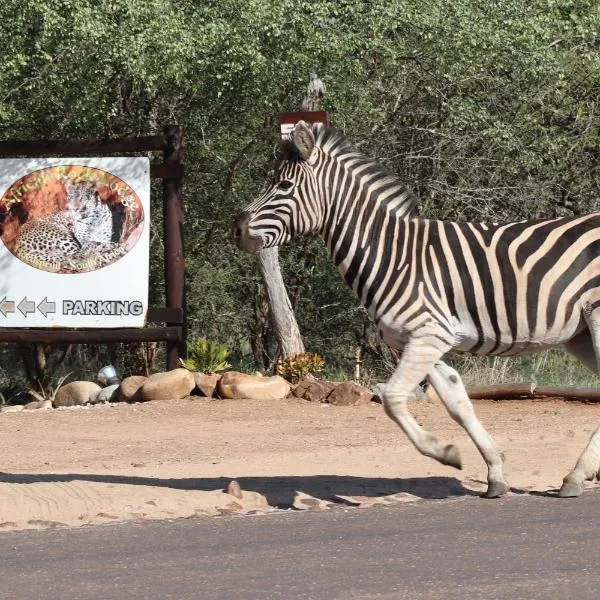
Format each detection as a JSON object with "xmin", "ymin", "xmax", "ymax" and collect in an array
[{"xmin": 231, "ymin": 120, "xmax": 600, "ymax": 499}]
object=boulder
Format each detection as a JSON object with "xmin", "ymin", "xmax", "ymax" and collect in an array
[
  {"xmin": 217, "ymin": 371, "xmax": 290, "ymax": 400},
  {"xmin": 54, "ymin": 381, "xmax": 102, "ymax": 407},
  {"xmin": 194, "ymin": 372, "xmax": 221, "ymax": 397},
  {"xmin": 23, "ymin": 399, "xmax": 52, "ymax": 410},
  {"xmin": 94, "ymin": 384, "xmax": 120, "ymax": 404},
  {"xmin": 293, "ymin": 379, "xmax": 338, "ymax": 403},
  {"xmin": 139, "ymin": 368, "xmax": 195, "ymax": 402},
  {"xmin": 291, "ymin": 379, "xmax": 312, "ymax": 398},
  {"xmin": 225, "ymin": 480, "xmax": 243, "ymax": 499},
  {"xmin": 1, "ymin": 404, "xmax": 24, "ymax": 413},
  {"xmin": 327, "ymin": 381, "xmax": 375, "ymax": 406},
  {"xmin": 117, "ymin": 376, "xmax": 147, "ymax": 402}
]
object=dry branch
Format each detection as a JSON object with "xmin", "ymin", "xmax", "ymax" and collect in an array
[
  {"xmin": 465, "ymin": 382, "xmax": 600, "ymax": 403},
  {"xmin": 466, "ymin": 383, "xmax": 536, "ymax": 400}
]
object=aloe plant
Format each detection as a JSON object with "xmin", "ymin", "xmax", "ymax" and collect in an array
[{"xmin": 180, "ymin": 337, "xmax": 231, "ymax": 373}]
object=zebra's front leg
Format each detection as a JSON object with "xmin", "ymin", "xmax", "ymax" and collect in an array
[
  {"xmin": 428, "ymin": 361, "xmax": 509, "ymax": 498},
  {"xmin": 380, "ymin": 338, "xmax": 462, "ymax": 469}
]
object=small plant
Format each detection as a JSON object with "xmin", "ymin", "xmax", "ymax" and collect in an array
[
  {"xmin": 27, "ymin": 372, "xmax": 71, "ymax": 404},
  {"xmin": 277, "ymin": 352, "xmax": 325, "ymax": 383},
  {"xmin": 180, "ymin": 337, "xmax": 231, "ymax": 373}
]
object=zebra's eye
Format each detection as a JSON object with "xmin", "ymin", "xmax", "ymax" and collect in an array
[{"xmin": 277, "ymin": 180, "xmax": 294, "ymax": 191}]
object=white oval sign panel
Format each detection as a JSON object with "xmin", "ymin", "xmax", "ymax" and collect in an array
[{"xmin": 0, "ymin": 157, "xmax": 150, "ymax": 328}]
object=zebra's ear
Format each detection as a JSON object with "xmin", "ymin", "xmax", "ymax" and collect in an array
[{"xmin": 292, "ymin": 121, "xmax": 316, "ymax": 161}]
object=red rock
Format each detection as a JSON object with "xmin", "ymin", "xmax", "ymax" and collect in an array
[
  {"xmin": 117, "ymin": 376, "xmax": 147, "ymax": 402},
  {"xmin": 327, "ymin": 381, "xmax": 375, "ymax": 406},
  {"xmin": 217, "ymin": 372, "xmax": 290, "ymax": 400}
]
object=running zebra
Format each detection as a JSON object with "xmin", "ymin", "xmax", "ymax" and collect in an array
[{"xmin": 231, "ymin": 121, "xmax": 600, "ymax": 498}]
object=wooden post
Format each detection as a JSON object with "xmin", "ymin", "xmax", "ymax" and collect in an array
[
  {"xmin": 162, "ymin": 125, "xmax": 186, "ymax": 369},
  {"xmin": 258, "ymin": 73, "xmax": 328, "ymax": 362},
  {"xmin": 257, "ymin": 247, "xmax": 305, "ymax": 358}
]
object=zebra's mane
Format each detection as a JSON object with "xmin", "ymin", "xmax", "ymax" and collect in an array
[
  {"xmin": 277, "ymin": 125, "xmax": 418, "ymax": 217},
  {"xmin": 314, "ymin": 125, "xmax": 419, "ymax": 217}
]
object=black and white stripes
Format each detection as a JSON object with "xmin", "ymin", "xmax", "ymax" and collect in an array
[{"xmin": 232, "ymin": 121, "xmax": 600, "ymax": 498}]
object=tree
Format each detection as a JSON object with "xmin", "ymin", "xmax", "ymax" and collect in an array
[{"xmin": 0, "ymin": 0, "xmax": 596, "ymax": 388}]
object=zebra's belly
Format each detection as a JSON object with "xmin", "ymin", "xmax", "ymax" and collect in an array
[
  {"xmin": 452, "ymin": 319, "xmax": 585, "ymax": 357},
  {"xmin": 374, "ymin": 303, "xmax": 586, "ymax": 357}
]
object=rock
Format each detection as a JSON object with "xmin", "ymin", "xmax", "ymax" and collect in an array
[
  {"xmin": 291, "ymin": 379, "xmax": 312, "ymax": 398},
  {"xmin": 1, "ymin": 404, "xmax": 24, "ymax": 413},
  {"xmin": 303, "ymin": 380, "xmax": 338, "ymax": 403},
  {"xmin": 194, "ymin": 372, "xmax": 221, "ymax": 397},
  {"xmin": 327, "ymin": 381, "xmax": 375, "ymax": 406},
  {"xmin": 94, "ymin": 384, "xmax": 120, "ymax": 404},
  {"xmin": 54, "ymin": 381, "xmax": 102, "ymax": 407},
  {"xmin": 139, "ymin": 368, "xmax": 195, "ymax": 402},
  {"xmin": 23, "ymin": 399, "xmax": 52, "ymax": 410},
  {"xmin": 117, "ymin": 376, "xmax": 147, "ymax": 402},
  {"xmin": 226, "ymin": 480, "xmax": 243, "ymax": 499},
  {"xmin": 217, "ymin": 371, "xmax": 290, "ymax": 400},
  {"xmin": 292, "ymin": 491, "xmax": 334, "ymax": 511}
]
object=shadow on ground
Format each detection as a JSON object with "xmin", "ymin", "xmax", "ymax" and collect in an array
[{"xmin": 0, "ymin": 472, "xmax": 481, "ymax": 508}]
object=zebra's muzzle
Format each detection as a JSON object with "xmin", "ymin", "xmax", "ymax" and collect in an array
[{"xmin": 230, "ymin": 211, "xmax": 265, "ymax": 254}]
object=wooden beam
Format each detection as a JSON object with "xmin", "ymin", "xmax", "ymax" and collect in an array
[
  {"xmin": 150, "ymin": 162, "xmax": 184, "ymax": 180},
  {"xmin": 0, "ymin": 327, "xmax": 182, "ymax": 344},
  {"xmin": 0, "ymin": 134, "xmax": 168, "ymax": 157},
  {"xmin": 146, "ymin": 307, "xmax": 184, "ymax": 324}
]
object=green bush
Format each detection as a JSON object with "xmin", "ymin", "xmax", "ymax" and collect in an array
[
  {"xmin": 277, "ymin": 352, "xmax": 325, "ymax": 383},
  {"xmin": 180, "ymin": 337, "xmax": 231, "ymax": 373}
]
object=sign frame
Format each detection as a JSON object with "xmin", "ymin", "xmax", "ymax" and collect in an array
[
  {"xmin": 0, "ymin": 125, "xmax": 186, "ymax": 370},
  {"xmin": 277, "ymin": 111, "xmax": 329, "ymax": 139}
]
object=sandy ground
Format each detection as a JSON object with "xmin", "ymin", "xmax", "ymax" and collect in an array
[{"xmin": 0, "ymin": 394, "xmax": 599, "ymax": 531}]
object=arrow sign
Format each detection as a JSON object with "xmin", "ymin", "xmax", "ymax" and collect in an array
[
  {"xmin": 17, "ymin": 297, "xmax": 35, "ymax": 317},
  {"xmin": 37, "ymin": 297, "xmax": 56, "ymax": 318},
  {"xmin": 0, "ymin": 297, "xmax": 14, "ymax": 317}
]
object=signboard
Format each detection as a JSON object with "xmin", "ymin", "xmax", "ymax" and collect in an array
[
  {"xmin": 0, "ymin": 157, "xmax": 150, "ymax": 328},
  {"xmin": 277, "ymin": 111, "xmax": 329, "ymax": 139}
]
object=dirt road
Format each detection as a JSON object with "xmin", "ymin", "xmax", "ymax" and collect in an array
[{"xmin": 0, "ymin": 394, "xmax": 599, "ymax": 530}]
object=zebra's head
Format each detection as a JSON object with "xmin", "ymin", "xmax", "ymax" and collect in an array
[{"xmin": 231, "ymin": 121, "xmax": 323, "ymax": 254}]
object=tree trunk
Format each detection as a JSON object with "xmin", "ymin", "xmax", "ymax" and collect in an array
[
  {"xmin": 257, "ymin": 247, "xmax": 305, "ymax": 358},
  {"xmin": 255, "ymin": 73, "xmax": 324, "ymax": 360}
]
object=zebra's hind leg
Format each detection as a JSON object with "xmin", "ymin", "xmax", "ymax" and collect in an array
[
  {"xmin": 380, "ymin": 337, "xmax": 462, "ymax": 469},
  {"xmin": 428, "ymin": 361, "xmax": 509, "ymax": 498},
  {"xmin": 560, "ymin": 329, "xmax": 600, "ymax": 497}
]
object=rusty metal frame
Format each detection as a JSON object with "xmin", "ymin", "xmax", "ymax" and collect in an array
[{"xmin": 0, "ymin": 125, "xmax": 186, "ymax": 370}]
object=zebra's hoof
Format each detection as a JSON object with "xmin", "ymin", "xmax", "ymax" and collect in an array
[
  {"xmin": 558, "ymin": 480, "xmax": 584, "ymax": 498},
  {"xmin": 484, "ymin": 481, "xmax": 509, "ymax": 498},
  {"xmin": 442, "ymin": 444, "xmax": 462, "ymax": 470}
]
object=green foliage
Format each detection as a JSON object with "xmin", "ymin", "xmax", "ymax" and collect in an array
[
  {"xmin": 181, "ymin": 338, "xmax": 231, "ymax": 373},
  {"xmin": 449, "ymin": 350, "xmax": 600, "ymax": 388},
  {"xmin": 277, "ymin": 352, "xmax": 325, "ymax": 383},
  {"xmin": 27, "ymin": 372, "xmax": 71, "ymax": 404},
  {"xmin": 0, "ymin": 0, "xmax": 598, "ymax": 384}
]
